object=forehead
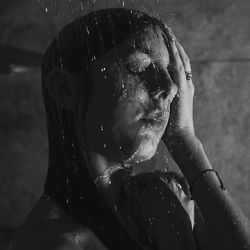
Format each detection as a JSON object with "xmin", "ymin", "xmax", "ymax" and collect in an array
[
  {"xmin": 91, "ymin": 25, "xmax": 169, "ymax": 68},
  {"xmin": 116, "ymin": 25, "xmax": 169, "ymax": 60}
]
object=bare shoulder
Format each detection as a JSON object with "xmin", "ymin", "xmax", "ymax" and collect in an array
[{"xmin": 9, "ymin": 195, "xmax": 107, "ymax": 250}]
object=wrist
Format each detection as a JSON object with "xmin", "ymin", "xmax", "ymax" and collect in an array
[
  {"xmin": 163, "ymin": 128, "xmax": 198, "ymax": 151},
  {"xmin": 163, "ymin": 132, "xmax": 213, "ymax": 184}
]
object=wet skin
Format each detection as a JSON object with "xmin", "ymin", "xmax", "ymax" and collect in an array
[{"xmin": 83, "ymin": 25, "xmax": 177, "ymax": 165}]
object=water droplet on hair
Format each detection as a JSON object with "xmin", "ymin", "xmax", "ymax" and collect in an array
[
  {"xmin": 45, "ymin": 7, "xmax": 48, "ymax": 13},
  {"xmin": 100, "ymin": 125, "xmax": 104, "ymax": 131},
  {"xmin": 103, "ymin": 144, "xmax": 107, "ymax": 149},
  {"xmin": 101, "ymin": 67, "xmax": 106, "ymax": 72},
  {"xmin": 80, "ymin": 2, "xmax": 84, "ymax": 10},
  {"xmin": 45, "ymin": 195, "xmax": 51, "ymax": 201},
  {"xmin": 108, "ymin": 180, "xmax": 112, "ymax": 185},
  {"xmin": 86, "ymin": 26, "xmax": 90, "ymax": 35}
]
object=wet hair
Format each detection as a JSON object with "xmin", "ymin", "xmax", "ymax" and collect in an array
[{"xmin": 42, "ymin": 8, "xmax": 169, "ymax": 249}]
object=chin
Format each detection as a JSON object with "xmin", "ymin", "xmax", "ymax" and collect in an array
[{"xmin": 126, "ymin": 133, "xmax": 160, "ymax": 164}]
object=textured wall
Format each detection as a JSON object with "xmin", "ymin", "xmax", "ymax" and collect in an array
[{"xmin": 0, "ymin": 0, "xmax": 250, "ymax": 248}]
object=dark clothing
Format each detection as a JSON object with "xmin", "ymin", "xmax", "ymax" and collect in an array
[{"xmin": 45, "ymin": 171, "xmax": 208, "ymax": 250}]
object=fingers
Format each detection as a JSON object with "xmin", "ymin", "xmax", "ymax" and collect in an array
[
  {"xmin": 165, "ymin": 33, "xmax": 185, "ymax": 86},
  {"xmin": 164, "ymin": 26, "xmax": 192, "ymax": 75},
  {"xmin": 175, "ymin": 41, "xmax": 191, "ymax": 73}
]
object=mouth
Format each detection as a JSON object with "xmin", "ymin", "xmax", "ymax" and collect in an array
[
  {"xmin": 140, "ymin": 109, "xmax": 167, "ymax": 131},
  {"xmin": 145, "ymin": 109, "xmax": 165, "ymax": 121}
]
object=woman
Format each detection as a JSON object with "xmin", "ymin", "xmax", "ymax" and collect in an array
[{"xmin": 9, "ymin": 8, "xmax": 250, "ymax": 250}]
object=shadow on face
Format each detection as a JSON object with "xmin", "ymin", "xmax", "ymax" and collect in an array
[{"xmin": 83, "ymin": 25, "xmax": 177, "ymax": 164}]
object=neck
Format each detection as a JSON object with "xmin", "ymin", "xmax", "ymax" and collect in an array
[{"xmin": 83, "ymin": 149, "xmax": 132, "ymax": 213}]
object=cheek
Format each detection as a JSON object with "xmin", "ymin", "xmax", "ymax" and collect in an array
[
  {"xmin": 116, "ymin": 82, "xmax": 149, "ymax": 121},
  {"xmin": 112, "ymin": 87, "xmax": 150, "ymax": 146}
]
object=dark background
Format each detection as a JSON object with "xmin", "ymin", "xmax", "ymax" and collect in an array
[{"xmin": 0, "ymin": 0, "xmax": 250, "ymax": 249}]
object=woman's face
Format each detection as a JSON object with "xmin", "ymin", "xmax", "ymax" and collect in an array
[{"xmin": 83, "ymin": 25, "xmax": 177, "ymax": 164}]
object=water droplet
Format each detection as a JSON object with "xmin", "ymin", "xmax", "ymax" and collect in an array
[
  {"xmin": 100, "ymin": 125, "xmax": 104, "ymax": 131},
  {"xmin": 103, "ymin": 144, "xmax": 107, "ymax": 149},
  {"xmin": 86, "ymin": 26, "xmax": 90, "ymax": 35},
  {"xmin": 108, "ymin": 180, "xmax": 112, "ymax": 185},
  {"xmin": 45, "ymin": 7, "xmax": 48, "ymax": 13},
  {"xmin": 121, "ymin": 0, "xmax": 125, "ymax": 7},
  {"xmin": 45, "ymin": 195, "xmax": 51, "ymax": 201},
  {"xmin": 66, "ymin": 198, "xmax": 69, "ymax": 204},
  {"xmin": 101, "ymin": 67, "xmax": 106, "ymax": 72},
  {"xmin": 80, "ymin": 2, "xmax": 84, "ymax": 10}
]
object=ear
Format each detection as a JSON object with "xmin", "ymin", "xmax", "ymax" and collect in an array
[{"xmin": 45, "ymin": 67, "xmax": 76, "ymax": 110}]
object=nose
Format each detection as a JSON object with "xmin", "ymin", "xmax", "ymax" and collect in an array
[
  {"xmin": 151, "ymin": 82, "xmax": 177, "ymax": 101},
  {"xmin": 146, "ymin": 64, "xmax": 177, "ymax": 101}
]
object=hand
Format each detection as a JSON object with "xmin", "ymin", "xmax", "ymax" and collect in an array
[{"xmin": 163, "ymin": 28, "xmax": 195, "ymax": 144}]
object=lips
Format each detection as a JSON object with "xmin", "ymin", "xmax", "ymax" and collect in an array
[
  {"xmin": 140, "ymin": 109, "xmax": 166, "ymax": 130},
  {"xmin": 145, "ymin": 110, "xmax": 165, "ymax": 122}
]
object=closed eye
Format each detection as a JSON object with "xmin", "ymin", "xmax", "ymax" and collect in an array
[{"xmin": 124, "ymin": 52, "xmax": 152, "ymax": 74}]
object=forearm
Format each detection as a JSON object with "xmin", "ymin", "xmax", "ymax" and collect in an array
[{"xmin": 163, "ymin": 134, "xmax": 250, "ymax": 250}]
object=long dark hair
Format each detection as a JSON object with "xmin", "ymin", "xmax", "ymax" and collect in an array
[{"xmin": 42, "ymin": 8, "xmax": 168, "ymax": 249}]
